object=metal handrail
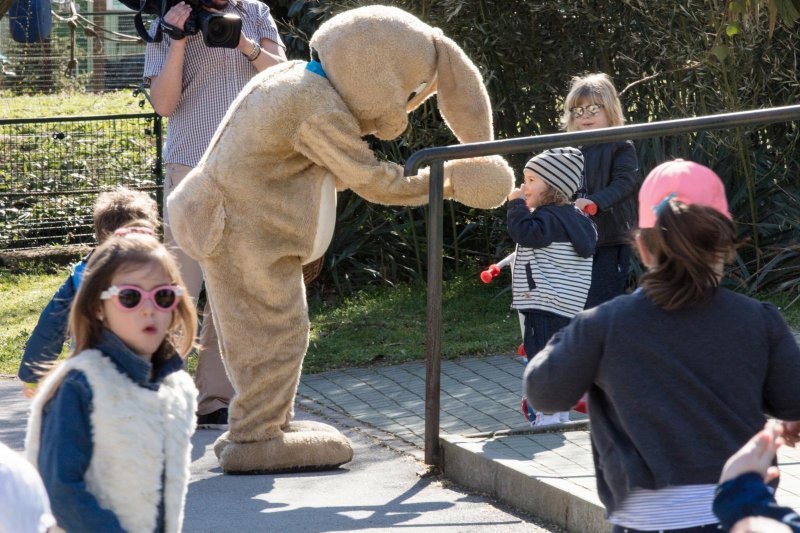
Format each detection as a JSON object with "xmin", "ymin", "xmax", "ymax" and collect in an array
[{"xmin": 404, "ymin": 104, "xmax": 800, "ymax": 467}]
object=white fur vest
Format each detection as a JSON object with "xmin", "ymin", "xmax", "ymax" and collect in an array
[{"xmin": 25, "ymin": 350, "xmax": 197, "ymax": 533}]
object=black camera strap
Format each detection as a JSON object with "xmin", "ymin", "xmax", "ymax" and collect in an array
[
  {"xmin": 134, "ymin": 10, "xmax": 162, "ymax": 43},
  {"xmin": 159, "ymin": 20, "xmax": 190, "ymax": 40}
]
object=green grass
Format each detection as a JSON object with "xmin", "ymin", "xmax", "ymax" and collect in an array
[
  {"xmin": 2, "ymin": 266, "xmax": 799, "ymax": 378},
  {"xmin": 2, "ymin": 90, "xmax": 149, "ymax": 119},
  {"xmin": 0, "ymin": 265, "xmax": 70, "ymax": 377},
  {"xmin": 305, "ymin": 274, "xmax": 519, "ymax": 373}
]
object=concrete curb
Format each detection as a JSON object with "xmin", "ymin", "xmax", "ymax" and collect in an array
[{"xmin": 441, "ymin": 433, "xmax": 610, "ymax": 533}]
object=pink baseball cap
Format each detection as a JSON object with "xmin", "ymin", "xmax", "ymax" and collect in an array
[{"xmin": 638, "ymin": 159, "xmax": 732, "ymax": 228}]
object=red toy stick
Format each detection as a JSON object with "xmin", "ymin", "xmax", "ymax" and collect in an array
[{"xmin": 479, "ymin": 252, "xmax": 516, "ymax": 284}]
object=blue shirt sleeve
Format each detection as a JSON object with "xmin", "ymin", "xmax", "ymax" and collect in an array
[
  {"xmin": 38, "ymin": 371, "xmax": 125, "ymax": 532},
  {"xmin": 714, "ymin": 472, "xmax": 800, "ymax": 531},
  {"xmin": 507, "ymin": 200, "xmax": 558, "ymax": 248},
  {"xmin": 18, "ymin": 271, "xmax": 77, "ymax": 383}
]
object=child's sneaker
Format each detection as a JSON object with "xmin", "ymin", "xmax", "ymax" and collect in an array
[
  {"xmin": 516, "ymin": 343, "xmax": 528, "ymax": 365},
  {"xmin": 521, "ymin": 397, "xmax": 536, "ymax": 424},
  {"xmin": 532, "ymin": 412, "xmax": 562, "ymax": 427}
]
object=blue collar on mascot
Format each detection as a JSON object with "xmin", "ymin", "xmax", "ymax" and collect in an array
[{"xmin": 306, "ymin": 60, "xmax": 326, "ymax": 78}]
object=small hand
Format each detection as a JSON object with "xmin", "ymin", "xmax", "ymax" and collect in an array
[
  {"xmin": 779, "ymin": 420, "xmax": 800, "ymax": 447},
  {"xmin": 575, "ymin": 198, "xmax": 596, "ymax": 212},
  {"xmin": 507, "ymin": 187, "xmax": 524, "ymax": 202},
  {"xmin": 719, "ymin": 421, "xmax": 783, "ymax": 484},
  {"xmin": 22, "ymin": 383, "xmax": 37, "ymax": 399},
  {"xmin": 163, "ymin": 2, "xmax": 192, "ymax": 31}
]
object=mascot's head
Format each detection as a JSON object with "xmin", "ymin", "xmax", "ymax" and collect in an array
[{"xmin": 310, "ymin": 5, "xmax": 493, "ymax": 143}]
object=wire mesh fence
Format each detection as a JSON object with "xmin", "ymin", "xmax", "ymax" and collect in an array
[
  {"xmin": 0, "ymin": 113, "xmax": 163, "ymax": 249},
  {"xmin": 1, "ymin": 0, "xmax": 152, "ymax": 93}
]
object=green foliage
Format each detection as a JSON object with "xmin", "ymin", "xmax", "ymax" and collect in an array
[{"xmin": 304, "ymin": 0, "xmax": 800, "ymax": 297}]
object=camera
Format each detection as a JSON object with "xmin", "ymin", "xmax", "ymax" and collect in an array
[{"xmin": 125, "ymin": 0, "xmax": 242, "ymax": 48}]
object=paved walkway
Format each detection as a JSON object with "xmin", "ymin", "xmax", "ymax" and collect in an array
[{"xmin": 297, "ymin": 350, "xmax": 800, "ymax": 532}]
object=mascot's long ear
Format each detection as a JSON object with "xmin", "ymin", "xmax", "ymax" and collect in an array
[{"xmin": 433, "ymin": 32, "xmax": 494, "ymax": 144}]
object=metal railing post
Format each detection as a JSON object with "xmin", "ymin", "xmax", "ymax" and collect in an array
[{"xmin": 424, "ymin": 160, "xmax": 444, "ymax": 467}]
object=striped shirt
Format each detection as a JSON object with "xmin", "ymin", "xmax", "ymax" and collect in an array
[
  {"xmin": 608, "ymin": 484, "xmax": 720, "ymax": 530},
  {"xmin": 507, "ymin": 202, "xmax": 597, "ymax": 318},
  {"xmin": 143, "ymin": 0, "xmax": 282, "ymax": 167},
  {"xmin": 512, "ymin": 242, "xmax": 593, "ymax": 316}
]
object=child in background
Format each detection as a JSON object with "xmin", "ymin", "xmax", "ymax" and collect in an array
[
  {"xmin": 18, "ymin": 187, "xmax": 160, "ymax": 397},
  {"xmin": 25, "ymin": 230, "xmax": 198, "ymax": 533},
  {"xmin": 562, "ymin": 73, "xmax": 639, "ymax": 309},
  {"xmin": 507, "ymin": 147, "xmax": 597, "ymax": 427},
  {"xmin": 525, "ymin": 160, "xmax": 800, "ymax": 531},
  {"xmin": 714, "ymin": 421, "xmax": 799, "ymax": 533}
]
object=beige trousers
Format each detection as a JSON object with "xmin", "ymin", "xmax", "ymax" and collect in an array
[{"xmin": 164, "ymin": 163, "xmax": 235, "ymax": 415}]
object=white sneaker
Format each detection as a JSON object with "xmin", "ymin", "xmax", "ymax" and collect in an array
[
  {"xmin": 532, "ymin": 412, "xmax": 562, "ymax": 427},
  {"xmin": 558, "ymin": 411, "xmax": 570, "ymax": 423}
]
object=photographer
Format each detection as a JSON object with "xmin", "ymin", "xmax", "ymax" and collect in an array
[{"xmin": 143, "ymin": 0, "xmax": 286, "ymax": 429}]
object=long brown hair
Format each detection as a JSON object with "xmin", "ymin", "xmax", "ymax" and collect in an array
[
  {"xmin": 68, "ymin": 232, "xmax": 197, "ymax": 364},
  {"xmin": 636, "ymin": 201, "xmax": 737, "ymax": 311}
]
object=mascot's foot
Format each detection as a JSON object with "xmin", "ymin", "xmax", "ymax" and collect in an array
[{"xmin": 213, "ymin": 421, "xmax": 353, "ymax": 474}]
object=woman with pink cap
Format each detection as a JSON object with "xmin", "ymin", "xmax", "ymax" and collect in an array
[{"xmin": 524, "ymin": 159, "xmax": 800, "ymax": 532}]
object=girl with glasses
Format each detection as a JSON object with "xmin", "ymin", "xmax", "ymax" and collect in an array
[
  {"xmin": 562, "ymin": 72, "xmax": 640, "ymax": 309},
  {"xmin": 25, "ymin": 228, "xmax": 198, "ymax": 532}
]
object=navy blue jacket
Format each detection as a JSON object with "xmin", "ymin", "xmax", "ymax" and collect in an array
[
  {"xmin": 579, "ymin": 141, "xmax": 639, "ymax": 246},
  {"xmin": 18, "ymin": 258, "xmax": 88, "ymax": 383},
  {"xmin": 38, "ymin": 330, "xmax": 185, "ymax": 533},
  {"xmin": 714, "ymin": 473, "xmax": 800, "ymax": 531}
]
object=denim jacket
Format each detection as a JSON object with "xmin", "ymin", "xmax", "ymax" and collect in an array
[
  {"xmin": 18, "ymin": 258, "xmax": 88, "ymax": 383},
  {"xmin": 37, "ymin": 330, "xmax": 185, "ymax": 532}
]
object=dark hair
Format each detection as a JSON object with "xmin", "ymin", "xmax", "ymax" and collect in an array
[
  {"xmin": 636, "ymin": 202, "xmax": 737, "ymax": 311},
  {"xmin": 93, "ymin": 187, "xmax": 160, "ymax": 244},
  {"xmin": 69, "ymin": 233, "xmax": 197, "ymax": 365}
]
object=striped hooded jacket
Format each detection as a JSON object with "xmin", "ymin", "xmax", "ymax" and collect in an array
[{"xmin": 507, "ymin": 199, "xmax": 597, "ymax": 318}]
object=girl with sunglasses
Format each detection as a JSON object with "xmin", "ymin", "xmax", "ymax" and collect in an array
[
  {"xmin": 25, "ymin": 229, "xmax": 198, "ymax": 532},
  {"xmin": 562, "ymin": 72, "xmax": 640, "ymax": 308}
]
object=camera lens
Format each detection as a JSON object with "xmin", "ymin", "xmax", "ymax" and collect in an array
[{"xmin": 200, "ymin": 12, "xmax": 241, "ymax": 48}]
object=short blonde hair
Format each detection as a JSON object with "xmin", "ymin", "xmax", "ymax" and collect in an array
[{"xmin": 561, "ymin": 73, "xmax": 625, "ymax": 132}]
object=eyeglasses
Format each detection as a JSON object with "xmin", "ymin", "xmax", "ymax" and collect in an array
[
  {"xmin": 100, "ymin": 284, "xmax": 183, "ymax": 312},
  {"xmin": 569, "ymin": 104, "xmax": 605, "ymax": 119}
]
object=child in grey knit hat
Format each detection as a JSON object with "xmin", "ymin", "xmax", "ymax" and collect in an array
[{"xmin": 506, "ymin": 147, "xmax": 597, "ymax": 427}]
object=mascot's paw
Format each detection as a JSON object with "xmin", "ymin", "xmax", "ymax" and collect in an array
[
  {"xmin": 446, "ymin": 155, "xmax": 514, "ymax": 209},
  {"xmin": 213, "ymin": 422, "xmax": 353, "ymax": 474}
]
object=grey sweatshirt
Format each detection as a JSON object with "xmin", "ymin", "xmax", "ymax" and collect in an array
[{"xmin": 524, "ymin": 288, "xmax": 800, "ymax": 513}]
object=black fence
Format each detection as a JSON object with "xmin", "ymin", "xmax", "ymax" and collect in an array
[
  {"xmin": 1, "ymin": 7, "xmax": 149, "ymax": 93},
  {"xmin": 0, "ymin": 113, "xmax": 163, "ymax": 249}
]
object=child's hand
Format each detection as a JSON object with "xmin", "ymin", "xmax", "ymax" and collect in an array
[
  {"xmin": 575, "ymin": 198, "xmax": 596, "ymax": 213},
  {"xmin": 22, "ymin": 382, "xmax": 37, "ymax": 399},
  {"xmin": 719, "ymin": 421, "xmax": 783, "ymax": 484},
  {"xmin": 507, "ymin": 187, "xmax": 524, "ymax": 202},
  {"xmin": 779, "ymin": 420, "xmax": 800, "ymax": 447}
]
